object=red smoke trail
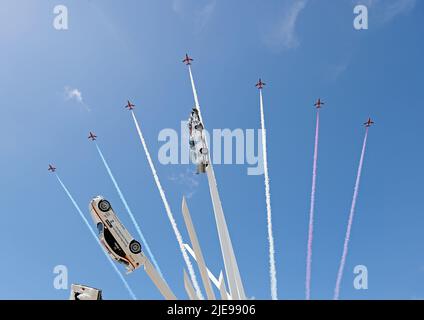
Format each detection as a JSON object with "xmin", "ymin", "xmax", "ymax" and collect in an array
[
  {"xmin": 334, "ymin": 127, "xmax": 369, "ymax": 300},
  {"xmin": 305, "ymin": 110, "xmax": 320, "ymax": 300}
]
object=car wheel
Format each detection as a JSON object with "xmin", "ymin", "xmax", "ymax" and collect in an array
[
  {"xmin": 129, "ymin": 240, "xmax": 142, "ymax": 254},
  {"xmin": 98, "ymin": 200, "xmax": 111, "ymax": 212},
  {"xmin": 200, "ymin": 147, "xmax": 208, "ymax": 155}
]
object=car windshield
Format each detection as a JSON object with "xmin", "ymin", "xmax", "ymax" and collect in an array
[
  {"xmin": 103, "ymin": 228, "xmax": 126, "ymax": 258},
  {"xmin": 118, "ymin": 259, "xmax": 129, "ymax": 266},
  {"xmin": 96, "ymin": 222, "xmax": 103, "ymax": 235}
]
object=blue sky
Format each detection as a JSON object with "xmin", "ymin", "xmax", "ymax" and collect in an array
[{"xmin": 0, "ymin": 0, "xmax": 423, "ymax": 300}]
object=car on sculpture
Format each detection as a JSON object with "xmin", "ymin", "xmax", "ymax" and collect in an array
[
  {"xmin": 89, "ymin": 196, "xmax": 146, "ymax": 274},
  {"xmin": 188, "ymin": 108, "xmax": 209, "ymax": 174}
]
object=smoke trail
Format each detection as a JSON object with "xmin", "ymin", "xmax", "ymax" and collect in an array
[
  {"xmin": 188, "ymin": 65, "xmax": 204, "ymax": 123},
  {"xmin": 130, "ymin": 110, "xmax": 204, "ymax": 300},
  {"xmin": 187, "ymin": 63, "xmax": 247, "ymax": 300},
  {"xmin": 94, "ymin": 143, "xmax": 163, "ymax": 278},
  {"xmin": 334, "ymin": 128, "xmax": 369, "ymax": 300},
  {"xmin": 55, "ymin": 174, "xmax": 137, "ymax": 300},
  {"xmin": 305, "ymin": 110, "xmax": 320, "ymax": 300},
  {"xmin": 259, "ymin": 90, "xmax": 278, "ymax": 300}
]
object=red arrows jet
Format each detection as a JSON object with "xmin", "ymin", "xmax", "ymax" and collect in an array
[
  {"xmin": 125, "ymin": 100, "xmax": 135, "ymax": 110},
  {"xmin": 88, "ymin": 132, "xmax": 97, "ymax": 141},
  {"xmin": 314, "ymin": 98, "xmax": 325, "ymax": 109},
  {"xmin": 364, "ymin": 118, "xmax": 374, "ymax": 127},
  {"xmin": 255, "ymin": 78, "xmax": 266, "ymax": 89},
  {"xmin": 48, "ymin": 164, "xmax": 56, "ymax": 172},
  {"xmin": 182, "ymin": 54, "xmax": 193, "ymax": 65}
]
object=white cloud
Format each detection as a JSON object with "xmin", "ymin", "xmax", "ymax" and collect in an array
[
  {"xmin": 64, "ymin": 86, "xmax": 83, "ymax": 103},
  {"xmin": 265, "ymin": 0, "xmax": 308, "ymax": 51},
  {"xmin": 172, "ymin": 0, "xmax": 184, "ymax": 14},
  {"xmin": 195, "ymin": 1, "xmax": 216, "ymax": 32},
  {"xmin": 381, "ymin": 0, "xmax": 416, "ymax": 23},
  {"xmin": 169, "ymin": 168, "xmax": 200, "ymax": 199},
  {"xmin": 64, "ymin": 86, "xmax": 90, "ymax": 111},
  {"xmin": 354, "ymin": 0, "xmax": 416, "ymax": 24},
  {"xmin": 359, "ymin": 0, "xmax": 380, "ymax": 6},
  {"xmin": 326, "ymin": 59, "xmax": 351, "ymax": 82},
  {"xmin": 172, "ymin": 0, "xmax": 216, "ymax": 33}
]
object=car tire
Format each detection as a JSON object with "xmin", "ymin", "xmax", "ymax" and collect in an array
[
  {"xmin": 200, "ymin": 147, "xmax": 208, "ymax": 155},
  {"xmin": 129, "ymin": 240, "xmax": 142, "ymax": 254},
  {"xmin": 98, "ymin": 200, "xmax": 111, "ymax": 212}
]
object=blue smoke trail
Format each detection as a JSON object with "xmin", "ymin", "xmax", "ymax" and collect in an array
[
  {"xmin": 55, "ymin": 174, "xmax": 137, "ymax": 300},
  {"xmin": 334, "ymin": 128, "xmax": 369, "ymax": 300},
  {"xmin": 95, "ymin": 143, "xmax": 163, "ymax": 278}
]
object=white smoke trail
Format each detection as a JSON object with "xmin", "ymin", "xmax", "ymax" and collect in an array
[
  {"xmin": 259, "ymin": 89, "xmax": 278, "ymax": 300},
  {"xmin": 305, "ymin": 110, "xmax": 320, "ymax": 300},
  {"xmin": 188, "ymin": 65, "xmax": 204, "ymax": 123},
  {"xmin": 130, "ymin": 110, "xmax": 204, "ymax": 300},
  {"xmin": 334, "ymin": 128, "xmax": 369, "ymax": 300},
  {"xmin": 95, "ymin": 143, "xmax": 163, "ymax": 278},
  {"xmin": 55, "ymin": 174, "xmax": 137, "ymax": 300},
  {"xmin": 187, "ymin": 63, "xmax": 247, "ymax": 300}
]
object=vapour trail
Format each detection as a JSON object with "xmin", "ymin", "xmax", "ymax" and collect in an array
[
  {"xmin": 55, "ymin": 174, "xmax": 137, "ymax": 300},
  {"xmin": 188, "ymin": 65, "xmax": 204, "ymax": 123},
  {"xmin": 94, "ymin": 143, "xmax": 163, "ymax": 278},
  {"xmin": 334, "ymin": 128, "xmax": 369, "ymax": 300},
  {"xmin": 130, "ymin": 110, "xmax": 204, "ymax": 300},
  {"xmin": 305, "ymin": 110, "xmax": 320, "ymax": 300},
  {"xmin": 187, "ymin": 64, "xmax": 246, "ymax": 299},
  {"xmin": 259, "ymin": 89, "xmax": 278, "ymax": 300}
]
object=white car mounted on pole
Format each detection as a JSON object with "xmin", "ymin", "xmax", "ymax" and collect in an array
[
  {"xmin": 188, "ymin": 108, "xmax": 209, "ymax": 174},
  {"xmin": 89, "ymin": 196, "xmax": 177, "ymax": 300}
]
